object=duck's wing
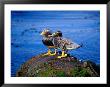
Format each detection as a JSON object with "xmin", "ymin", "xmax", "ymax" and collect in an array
[
  {"xmin": 61, "ymin": 37, "xmax": 82, "ymax": 50},
  {"xmin": 52, "ymin": 37, "xmax": 82, "ymax": 50},
  {"xmin": 52, "ymin": 37, "xmax": 61, "ymax": 47}
]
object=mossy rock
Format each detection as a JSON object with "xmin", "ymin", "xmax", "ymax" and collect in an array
[{"xmin": 16, "ymin": 53, "xmax": 100, "ymax": 77}]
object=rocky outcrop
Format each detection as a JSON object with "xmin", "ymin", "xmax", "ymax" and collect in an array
[{"xmin": 16, "ymin": 53, "xmax": 100, "ymax": 77}]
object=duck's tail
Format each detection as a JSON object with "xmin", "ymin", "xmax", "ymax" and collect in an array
[{"xmin": 66, "ymin": 42, "xmax": 83, "ymax": 50}]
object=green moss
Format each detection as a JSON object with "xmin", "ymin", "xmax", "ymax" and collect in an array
[
  {"xmin": 35, "ymin": 62, "xmax": 66, "ymax": 77},
  {"xmin": 55, "ymin": 70, "xmax": 66, "ymax": 77},
  {"xmin": 35, "ymin": 63, "xmax": 91, "ymax": 77},
  {"xmin": 35, "ymin": 64, "xmax": 54, "ymax": 77},
  {"xmin": 72, "ymin": 67, "xmax": 90, "ymax": 77}
]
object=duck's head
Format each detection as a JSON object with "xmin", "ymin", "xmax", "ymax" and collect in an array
[
  {"xmin": 40, "ymin": 29, "xmax": 52, "ymax": 37},
  {"xmin": 52, "ymin": 31, "xmax": 62, "ymax": 37}
]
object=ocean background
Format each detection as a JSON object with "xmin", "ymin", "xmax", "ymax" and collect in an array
[{"xmin": 11, "ymin": 11, "xmax": 100, "ymax": 77}]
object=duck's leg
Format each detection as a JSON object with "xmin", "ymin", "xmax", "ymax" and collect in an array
[
  {"xmin": 57, "ymin": 50, "xmax": 67, "ymax": 58},
  {"xmin": 50, "ymin": 49, "xmax": 57, "ymax": 55},
  {"xmin": 43, "ymin": 48, "xmax": 51, "ymax": 56}
]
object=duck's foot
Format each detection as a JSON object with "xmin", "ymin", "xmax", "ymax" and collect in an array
[
  {"xmin": 57, "ymin": 54, "xmax": 67, "ymax": 58},
  {"xmin": 49, "ymin": 49, "xmax": 57, "ymax": 56},
  {"xmin": 43, "ymin": 49, "xmax": 52, "ymax": 56},
  {"xmin": 43, "ymin": 52, "xmax": 57, "ymax": 56},
  {"xmin": 50, "ymin": 53, "xmax": 57, "ymax": 56},
  {"xmin": 43, "ymin": 53, "xmax": 50, "ymax": 56}
]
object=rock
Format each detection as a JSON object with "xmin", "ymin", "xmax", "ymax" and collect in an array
[
  {"xmin": 83, "ymin": 61, "xmax": 88, "ymax": 68},
  {"xmin": 16, "ymin": 53, "xmax": 100, "ymax": 77}
]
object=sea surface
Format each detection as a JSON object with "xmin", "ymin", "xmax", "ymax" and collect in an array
[{"xmin": 11, "ymin": 11, "xmax": 100, "ymax": 77}]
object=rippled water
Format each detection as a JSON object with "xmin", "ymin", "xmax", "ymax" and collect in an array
[{"xmin": 11, "ymin": 11, "xmax": 100, "ymax": 77}]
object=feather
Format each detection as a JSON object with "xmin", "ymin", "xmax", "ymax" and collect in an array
[{"xmin": 52, "ymin": 37, "xmax": 81, "ymax": 50}]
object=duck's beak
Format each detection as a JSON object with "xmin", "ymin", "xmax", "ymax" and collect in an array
[{"xmin": 40, "ymin": 32, "xmax": 45, "ymax": 35}]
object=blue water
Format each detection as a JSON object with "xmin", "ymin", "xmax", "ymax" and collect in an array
[{"xmin": 11, "ymin": 11, "xmax": 100, "ymax": 77}]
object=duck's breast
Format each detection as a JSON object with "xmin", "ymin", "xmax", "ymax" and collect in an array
[{"xmin": 42, "ymin": 39, "xmax": 54, "ymax": 46}]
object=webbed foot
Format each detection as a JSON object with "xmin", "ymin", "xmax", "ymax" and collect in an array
[
  {"xmin": 57, "ymin": 54, "xmax": 67, "ymax": 58},
  {"xmin": 49, "ymin": 49, "xmax": 57, "ymax": 56},
  {"xmin": 43, "ymin": 49, "xmax": 51, "ymax": 56},
  {"xmin": 50, "ymin": 53, "xmax": 57, "ymax": 56},
  {"xmin": 43, "ymin": 53, "xmax": 51, "ymax": 56}
]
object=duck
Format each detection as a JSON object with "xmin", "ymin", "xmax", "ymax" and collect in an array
[
  {"xmin": 40, "ymin": 29, "xmax": 56, "ymax": 56},
  {"xmin": 40, "ymin": 29, "xmax": 82, "ymax": 58},
  {"xmin": 52, "ymin": 31, "xmax": 82, "ymax": 58}
]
